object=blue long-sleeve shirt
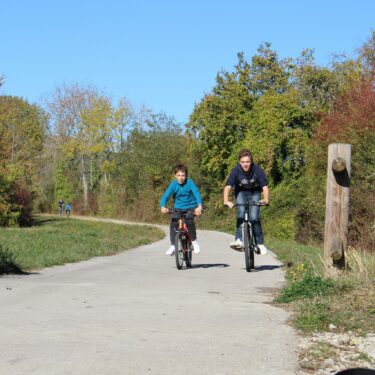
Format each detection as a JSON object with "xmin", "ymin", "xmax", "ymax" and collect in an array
[{"xmin": 160, "ymin": 178, "xmax": 203, "ymax": 210}]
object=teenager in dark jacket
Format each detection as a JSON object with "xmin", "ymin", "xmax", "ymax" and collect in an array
[{"xmin": 223, "ymin": 149, "xmax": 269, "ymax": 254}]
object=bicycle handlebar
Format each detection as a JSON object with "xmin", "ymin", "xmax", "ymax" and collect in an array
[
  {"xmin": 226, "ymin": 201, "xmax": 269, "ymax": 208},
  {"xmin": 167, "ymin": 208, "xmax": 197, "ymax": 216}
]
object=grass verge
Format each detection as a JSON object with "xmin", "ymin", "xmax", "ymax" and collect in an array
[
  {"xmin": 0, "ymin": 216, "xmax": 164, "ymax": 273},
  {"xmin": 269, "ymin": 238, "xmax": 375, "ymax": 335}
]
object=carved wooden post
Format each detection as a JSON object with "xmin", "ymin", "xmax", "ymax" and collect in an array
[{"xmin": 324, "ymin": 143, "xmax": 351, "ymax": 271}]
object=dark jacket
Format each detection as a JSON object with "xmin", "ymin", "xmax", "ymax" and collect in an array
[{"xmin": 226, "ymin": 163, "xmax": 268, "ymax": 197}]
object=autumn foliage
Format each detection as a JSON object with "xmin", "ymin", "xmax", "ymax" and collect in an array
[{"xmin": 311, "ymin": 77, "xmax": 375, "ymax": 250}]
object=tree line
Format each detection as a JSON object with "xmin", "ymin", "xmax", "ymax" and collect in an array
[{"xmin": 0, "ymin": 32, "xmax": 374, "ymax": 250}]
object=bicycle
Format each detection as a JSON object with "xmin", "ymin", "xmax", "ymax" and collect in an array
[
  {"xmin": 230, "ymin": 200, "xmax": 268, "ymax": 272},
  {"xmin": 168, "ymin": 209, "xmax": 194, "ymax": 270}
]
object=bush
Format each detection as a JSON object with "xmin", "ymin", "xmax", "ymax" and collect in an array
[{"xmin": 275, "ymin": 263, "xmax": 335, "ymax": 303}]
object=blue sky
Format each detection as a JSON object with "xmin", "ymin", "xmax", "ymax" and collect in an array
[{"xmin": 1, "ymin": 0, "xmax": 373, "ymax": 124}]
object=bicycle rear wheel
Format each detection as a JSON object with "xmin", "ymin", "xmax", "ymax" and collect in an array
[
  {"xmin": 175, "ymin": 234, "xmax": 184, "ymax": 270},
  {"xmin": 243, "ymin": 222, "xmax": 252, "ymax": 272}
]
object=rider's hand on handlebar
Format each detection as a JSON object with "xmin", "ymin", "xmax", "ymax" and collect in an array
[
  {"xmin": 161, "ymin": 207, "xmax": 169, "ymax": 214},
  {"xmin": 224, "ymin": 201, "xmax": 234, "ymax": 209},
  {"xmin": 194, "ymin": 205, "xmax": 202, "ymax": 216}
]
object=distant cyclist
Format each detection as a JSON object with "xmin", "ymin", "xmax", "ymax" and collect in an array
[
  {"xmin": 160, "ymin": 164, "xmax": 203, "ymax": 255},
  {"xmin": 65, "ymin": 202, "xmax": 72, "ymax": 217},
  {"xmin": 223, "ymin": 149, "xmax": 270, "ymax": 254},
  {"xmin": 58, "ymin": 198, "xmax": 64, "ymax": 216}
]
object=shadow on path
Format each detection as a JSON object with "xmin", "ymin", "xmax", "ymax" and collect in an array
[
  {"xmin": 191, "ymin": 263, "xmax": 230, "ymax": 269},
  {"xmin": 241, "ymin": 264, "xmax": 283, "ymax": 272},
  {"xmin": 0, "ymin": 245, "xmax": 38, "ymax": 276}
]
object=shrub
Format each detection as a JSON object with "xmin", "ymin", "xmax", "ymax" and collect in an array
[{"xmin": 275, "ymin": 263, "xmax": 335, "ymax": 303}]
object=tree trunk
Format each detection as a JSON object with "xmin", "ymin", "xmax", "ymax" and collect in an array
[{"xmin": 81, "ymin": 155, "xmax": 89, "ymax": 210}]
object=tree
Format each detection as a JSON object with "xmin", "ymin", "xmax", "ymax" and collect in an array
[
  {"xmin": 187, "ymin": 54, "xmax": 255, "ymax": 188},
  {"xmin": 241, "ymin": 89, "xmax": 315, "ymax": 183},
  {"xmin": 0, "ymin": 96, "xmax": 46, "ymax": 225},
  {"xmin": 47, "ymin": 84, "xmax": 117, "ymax": 212},
  {"xmin": 114, "ymin": 112, "xmax": 189, "ymax": 220},
  {"xmin": 249, "ymin": 42, "xmax": 291, "ymax": 96}
]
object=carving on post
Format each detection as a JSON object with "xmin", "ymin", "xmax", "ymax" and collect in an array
[{"xmin": 324, "ymin": 144, "xmax": 351, "ymax": 272}]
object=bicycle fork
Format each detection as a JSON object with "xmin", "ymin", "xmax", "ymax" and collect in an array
[{"xmin": 241, "ymin": 210, "xmax": 249, "ymax": 243}]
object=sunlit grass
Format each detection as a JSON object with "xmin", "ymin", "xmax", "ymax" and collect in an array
[
  {"xmin": 0, "ymin": 216, "xmax": 164, "ymax": 273},
  {"xmin": 270, "ymin": 239, "xmax": 375, "ymax": 334}
]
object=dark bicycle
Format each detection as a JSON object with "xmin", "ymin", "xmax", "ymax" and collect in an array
[
  {"xmin": 232, "ymin": 200, "xmax": 268, "ymax": 272},
  {"xmin": 168, "ymin": 209, "xmax": 194, "ymax": 270}
]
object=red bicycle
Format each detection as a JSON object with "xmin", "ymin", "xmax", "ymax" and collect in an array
[{"xmin": 169, "ymin": 209, "xmax": 194, "ymax": 269}]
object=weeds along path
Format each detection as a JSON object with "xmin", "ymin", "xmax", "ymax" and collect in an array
[{"xmin": 0, "ymin": 216, "xmax": 299, "ymax": 375}]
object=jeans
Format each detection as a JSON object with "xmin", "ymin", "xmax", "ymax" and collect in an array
[
  {"xmin": 170, "ymin": 209, "xmax": 196, "ymax": 245},
  {"xmin": 235, "ymin": 191, "xmax": 264, "ymax": 245}
]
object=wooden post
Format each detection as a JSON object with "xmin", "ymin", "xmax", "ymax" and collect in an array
[{"xmin": 324, "ymin": 143, "xmax": 352, "ymax": 271}]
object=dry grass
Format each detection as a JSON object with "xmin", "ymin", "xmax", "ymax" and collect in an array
[{"xmin": 274, "ymin": 244, "xmax": 375, "ymax": 334}]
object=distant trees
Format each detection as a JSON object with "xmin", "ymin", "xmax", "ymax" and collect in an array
[
  {"xmin": 41, "ymin": 83, "xmax": 188, "ymax": 219},
  {"xmin": 1, "ymin": 32, "xmax": 373, "ymax": 251}
]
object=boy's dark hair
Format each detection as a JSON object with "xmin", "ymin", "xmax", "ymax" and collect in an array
[
  {"xmin": 238, "ymin": 149, "xmax": 253, "ymax": 162},
  {"xmin": 174, "ymin": 164, "xmax": 188, "ymax": 176}
]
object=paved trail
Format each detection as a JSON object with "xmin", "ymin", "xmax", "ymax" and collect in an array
[{"xmin": 0, "ymin": 217, "xmax": 299, "ymax": 374}]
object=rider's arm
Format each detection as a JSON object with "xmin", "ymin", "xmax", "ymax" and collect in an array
[
  {"xmin": 188, "ymin": 179, "xmax": 203, "ymax": 216},
  {"xmin": 160, "ymin": 181, "xmax": 175, "ymax": 213},
  {"xmin": 223, "ymin": 185, "xmax": 233, "ymax": 208},
  {"xmin": 261, "ymin": 186, "xmax": 270, "ymax": 205},
  {"xmin": 189, "ymin": 179, "xmax": 203, "ymax": 206}
]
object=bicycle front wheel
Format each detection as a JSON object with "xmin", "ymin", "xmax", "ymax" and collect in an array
[
  {"xmin": 185, "ymin": 241, "xmax": 193, "ymax": 268},
  {"xmin": 175, "ymin": 234, "xmax": 184, "ymax": 270},
  {"xmin": 243, "ymin": 222, "xmax": 253, "ymax": 272}
]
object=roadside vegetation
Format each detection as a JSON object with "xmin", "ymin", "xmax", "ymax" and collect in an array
[
  {"xmin": 271, "ymin": 238, "xmax": 375, "ymax": 335},
  {"xmin": 0, "ymin": 216, "xmax": 164, "ymax": 273}
]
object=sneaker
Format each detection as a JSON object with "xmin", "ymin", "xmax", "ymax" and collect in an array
[
  {"xmin": 165, "ymin": 245, "xmax": 175, "ymax": 255},
  {"xmin": 230, "ymin": 239, "xmax": 244, "ymax": 252},
  {"xmin": 257, "ymin": 244, "xmax": 268, "ymax": 255},
  {"xmin": 192, "ymin": 240, "xmax": 200, "ymax": 254}
]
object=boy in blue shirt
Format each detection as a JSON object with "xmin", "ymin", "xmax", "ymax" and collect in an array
[
  {"xmin": 160, "ymin": 164, "xmax": 203, "ymax": 255},
  {"xmin": 65, "ymin": 202, "xmax": 72, "ymax": 217}
]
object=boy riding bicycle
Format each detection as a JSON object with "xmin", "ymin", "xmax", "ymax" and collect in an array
[
  {"xmin": 223, "ymin": 149, "xmax": 270, "ymax": 254},
  {"xmin": 160, "ymin": 164, "xmax": 203, "ymax": 255}
]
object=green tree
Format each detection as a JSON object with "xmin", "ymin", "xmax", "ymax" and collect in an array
[
  {"xmin": 0, "ymin": 96, "xmax": 46, "ymax": 225},
  {"xmin": 249, "ymin": 42, "xmax": 291, "ymax": 96},
  {"xmin": 187, "ymin": 54, "xmax": 255, "ymax": 189},
  {"xmin": 114, "ymin": 112, "xmax": 189, "ymax": 221}
]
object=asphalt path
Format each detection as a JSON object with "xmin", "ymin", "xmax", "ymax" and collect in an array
[{"xmin": 0, "ymin": 217, "xmax": 299, "ymax": 374}]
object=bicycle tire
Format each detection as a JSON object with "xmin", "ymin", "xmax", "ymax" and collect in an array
[
  {"xmin": 250, "ymin": 226, "xmax": 256, "ymax": 269},
  {"xmin": 175, "ymin": 234, "xmax": 184, "ymax": 270},
  {"xmin": 185, "ymin": 241, "xmax": 193, "ymax": 268},
  {"xmin": 243, "ymin": 222, "xmax": 252, "ymax": 272}
]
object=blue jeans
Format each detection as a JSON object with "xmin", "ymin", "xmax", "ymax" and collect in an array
[{"xmin": 235, "ymin": 191, "xmax": 264, "ymax": 245}]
